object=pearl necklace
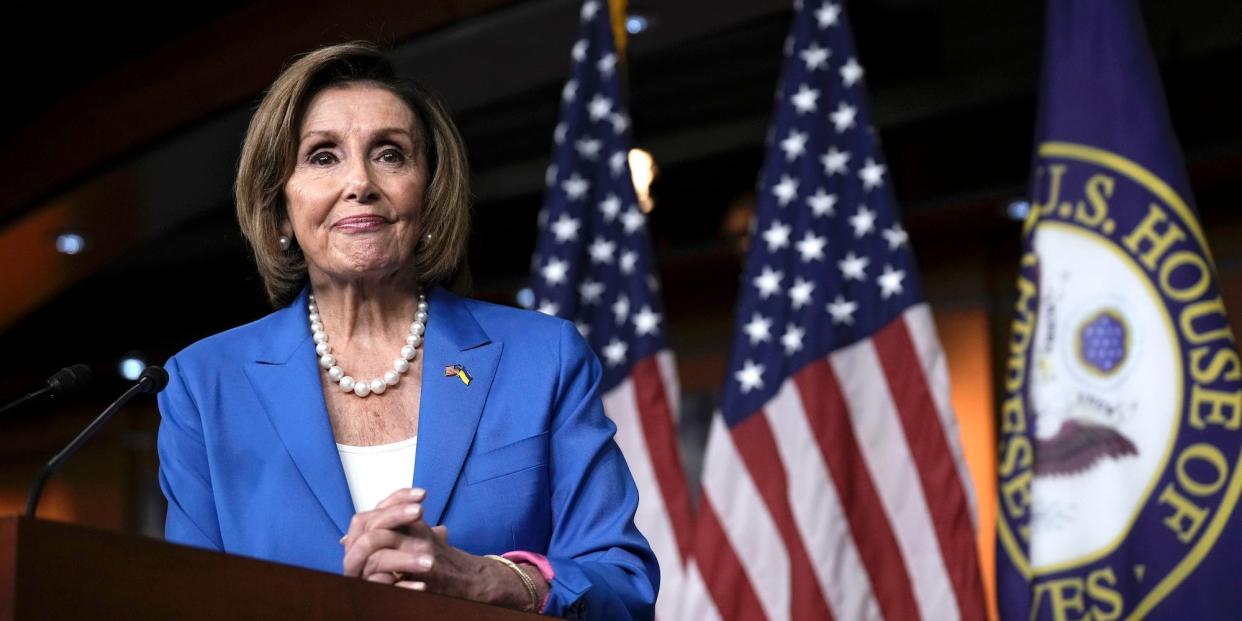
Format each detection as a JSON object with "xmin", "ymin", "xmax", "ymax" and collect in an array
[{"xmin": 308, "ymin": 291, "xmax": 428, "ymax": 398}]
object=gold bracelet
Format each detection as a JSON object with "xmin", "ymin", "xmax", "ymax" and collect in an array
[{"xmin": 485, "ymin": 554, "xmax": 539, "ymax": 612}]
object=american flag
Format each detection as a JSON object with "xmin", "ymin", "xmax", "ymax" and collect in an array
[
  {"xmin": 528, "ymin": 2, "xmax": 695, "ymax": 617},
  {"xmin": 679, "ymin": 2, "xmax": 987, "ymax": 620}
]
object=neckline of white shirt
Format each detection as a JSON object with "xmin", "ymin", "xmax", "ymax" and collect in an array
[{"xmin": 335, "ymin": 435, "xmax": 418, "ymax": 454}]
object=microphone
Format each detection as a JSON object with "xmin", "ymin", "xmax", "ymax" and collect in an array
[
  {"xmin": 25, "ymin": 365, "xmax": 170, "ymax": 517},
  {"xmin": 0, "ymin": 364, "xmax": 93, "ymax": 417}
]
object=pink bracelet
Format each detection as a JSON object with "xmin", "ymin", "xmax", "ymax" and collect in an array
[{"xmin": 501, "ymin": 551, "xmax": 555, "ymax": 613}]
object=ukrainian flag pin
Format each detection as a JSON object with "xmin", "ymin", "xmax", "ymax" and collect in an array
[{"xmin": 444, "ymin": 364, "xmax": 471, "ymax": 386}]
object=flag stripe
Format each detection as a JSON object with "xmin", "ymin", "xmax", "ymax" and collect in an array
[
  {"xmin": 692, "ymin": 498, "xmax": 770, "ymax": 621},
  {"xmin": 630, "ymin": 355, "xmax": 696, "ymax": 561},
  {"xmin": 732, "ymin": 413, "xmax": 838, "ymax": 621},
  {"xmin": 793, "ymin": 360, "xmax": 922, "ymax": 621},
  {"xmin": 765, "ymin": 380, "xmax": 882, "ymax": 621},
  {"xmin": 701, "ymin": 416, "xmax": 791, "ymax": 620},
  {"xmin": 905, "ymin": 305, "xmax": 978, "ymax": 521},
  {"xmin": 831, "ymin": 338, "xmax": 960, "ymax": 620},
  {"xmin": 602, "ymin": 372, "xmax": 684, "ymax": 620},
  {"xmin": 875, "ymin": 316, "xmax": 987, "ymax": 621},
  {"xmin": 656, "ymin": 350, "xmax": 682, "ymax": 423}
]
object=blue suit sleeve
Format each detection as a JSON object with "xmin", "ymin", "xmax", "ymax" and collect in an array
[
  {"xmin": 540, "ymin": 321, "xmax": 659, "ymax": 620},
  {"xmin": 156, "ymin": 356, "xmax": 224, "ymax": 551}
]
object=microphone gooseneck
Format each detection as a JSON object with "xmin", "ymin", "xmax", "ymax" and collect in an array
[
  {"xmin": 25, "ymin": 365, "xmax": 168, "ymax": 517},
  {"xmin": 0, "ymin": 364, "xmax": 93, "ymax": 417}
]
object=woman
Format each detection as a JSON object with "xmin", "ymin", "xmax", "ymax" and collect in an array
[{"xmin": 156, "ymin": 42, "xmax": 658, "ymax": 619}]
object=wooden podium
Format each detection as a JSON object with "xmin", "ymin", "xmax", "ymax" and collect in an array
[{"xmin": 0, "ymin": 516, "xmax": 541, "ymax": 620}]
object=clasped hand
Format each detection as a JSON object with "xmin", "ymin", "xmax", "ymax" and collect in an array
[{"xmin": 340, "ymin": 488, "xmax": 547, "ymax": 610}]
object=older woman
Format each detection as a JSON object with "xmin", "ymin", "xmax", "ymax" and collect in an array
[{"xmin": 156, "ymin": 42, "xmax": 657, "ymax": 619}]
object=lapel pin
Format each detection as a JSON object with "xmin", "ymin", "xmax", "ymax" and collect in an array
[{"xmin": 444, "ymin": 364, "xmax": 472, "ymax": 385}]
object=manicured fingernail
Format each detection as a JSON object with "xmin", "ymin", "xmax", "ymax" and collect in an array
[
  {"xmin": 418, "ymin": 555, "xmax": 434, "ymax": 569},
  {"xmin": 339, "ymin": 535, "xmax": 347, "ymax": 544},
  {"xmin": 405, "ymin": 504, "xmax": 421, "ymax": 517},
  {"xmin": 410, "ymin": 488, "xmax": 425, "ymax": 499}
]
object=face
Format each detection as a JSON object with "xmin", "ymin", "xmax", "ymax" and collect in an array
[{"xmin": 283, "ymin": 84, "xmax": 428, "ymax": 283}]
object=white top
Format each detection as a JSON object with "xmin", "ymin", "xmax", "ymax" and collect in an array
[{"xmin": 336, "ymin": 435, "xmax": 418, "ymax": 513}]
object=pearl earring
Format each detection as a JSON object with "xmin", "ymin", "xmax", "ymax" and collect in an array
[{"xmin": 278, "ymin": 236, "xmax": 291, "ymax": 251}]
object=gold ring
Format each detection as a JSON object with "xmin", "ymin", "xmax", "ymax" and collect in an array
[{"xmin": 391, "ymin": 571, "xmax": 406, "ymax": 582}]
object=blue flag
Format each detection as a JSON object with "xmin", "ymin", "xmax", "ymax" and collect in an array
[{"xmin": 997, "ymin": 1, "xmax": 1242, "ymax": 618}]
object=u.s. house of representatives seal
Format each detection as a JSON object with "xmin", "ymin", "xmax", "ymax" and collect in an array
[{"xmin": 998, "ymin": 142, "xmax": 1242, "ymax": 620}]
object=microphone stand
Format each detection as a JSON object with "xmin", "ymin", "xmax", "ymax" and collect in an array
[{"xmin": 25, "ymin": 371, "xmax": 163, "ymax": 517}]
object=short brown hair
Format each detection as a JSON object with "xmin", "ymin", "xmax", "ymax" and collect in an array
[{"xmin": 235, "ymin": 41, "xmax": 471, "ymax": 307}]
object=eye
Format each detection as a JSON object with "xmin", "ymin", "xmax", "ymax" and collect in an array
[
  {"xmin": 309, "ymin": 151, "xmax": 338, "ymax": 166},
  {"xmin": 378, "ymin": 148, "xmax": 406, "ymax": 164}
]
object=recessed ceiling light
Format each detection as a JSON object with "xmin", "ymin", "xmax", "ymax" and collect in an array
[
  {"xmin": 56, "ymin": 232, "xmax": 86, "ymax": 255},
  {"xmin": 119, "ymin": 357, "xmax": 145, "ymax": 381},
  {"xmin": 626, "ymin": 14, "xmax": 649, "ymax": 35}
]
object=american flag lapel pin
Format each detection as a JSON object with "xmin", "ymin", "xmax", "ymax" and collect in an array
[{"xmin": 444, "ymin": 364, "xmax": 471, "ymax": 385}]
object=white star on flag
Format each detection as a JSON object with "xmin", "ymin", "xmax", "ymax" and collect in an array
[
  {"xmin": 762, "ymin": 220, "xmax": 793, "ymax": 251},
  {"xmin": 598, "ymin": 194, "xmax": 622, "ymax": 221},
  {"xmin": 609, "ymin": 151, "xmax": 626, "ymax": 176},
  {"xmin": 545, "ymin": 164, "xmax": 558, "ymax": 187},
  {"xmin": 588, "ymin": 95, "xmax": 613, "ymax": 121},
  {"xmin": 734, "ymin": 359, "xmax": 765, "ymax": 393},
  {"xmin": 849, "ymin": 205, "xmax": 877, "ymax": 237},
  {"xmin": 596, "ymin": 53, "xmax": 617, "ymax": 77},
  {"xmin": 859, "ymin": 157, "xmax": 886, "ymax": 190},
  {"xmin": 826, "ymin": 294, "xmax": 858, "ymax": 324},
  {"xmin": 562, "ymin": 80, "xmax": 577, "ymax": 103},
  {"xmin": 807, "ymin": 189, "xmax": 837, "ymax": 216},
  {"xmin": 572, "ymin": 39, "xmax": 589, "ymax": 62},
  {"xmin": 580, "ymin": 0, "xmax": 599, "ymax": 20},
  {"xmin": 589, "ymin": 237, "xmax": 616, "ymax": 264},
  {"xmin": 821, "ymin": 147, "xmax": 850, "ymax": 175},
  {"xmin": 575, "ymin": 138, "xmax": 602, "ymax": 160},
  {"xmin": 743, "ymin": 313, "xmax": 773, "ymax": 345},
  {"xmin": 840, "ymin": 57, "xmax": 864, "ymax": 87},
  {"xmin": 633, "ymin": 306, "xmax": 662, "ymax": 336},
  {"xmin": 838, "ymin": 251, "xmax": 869, "ymax": 280},
  {"xmin": 541, "ymin": 257, "xmax": 569, "ymax": 285},
  {"xmin": 610, "ymin": 113, "xmax": 630, "ymax": 135},
  {"xmin": 772, "ymin": 175, "xmax": 800, "ymax": 206},
  {"xmin": 781, "ymin": 323, "xmax": 806, "ymax": 355},
  {"xmin": 550, "ymin": 214, "xmax": 581, "ymax": 242},
  {"xmin": 562, "ymin": 173, "xmax": 590, "ymax": 201},
  {"xmin": 780, "ymin": 130, "xmax": 809, "ymax": 161},
  {"xmin": 815, "ymin": 2, "xmax": 841, "ymax": 28},
  {"xmin": 602, "ymin": 338, "xmax": 627, "ymax": 366},
  {"xmin": 883, "ymin": 224, "xmax": 909, "ymax": 250},
  {"xmin": 830, "ymin": 102, "xmax": 857, "ymax": 132},
  {"xmin": 537, "ymin": 300, "xmax": 559, "ymax": 316},
  {"xmin": 799, "ymin": 43, "xmax": 830, "ymax": 71},
  {"xmin": 795, "ymin": 231, "xmax": 827, "ymax": 262},
  {"xmin": 791, "ymin": 84, "xmax": 820, "ymax": 114},
  {"xmin": 878, "ymin": 264, "xmax": 906, "ymax": 299},
  {"xmin": 554, "ymin": 123, "xmax": 567, "ymax": 144},
  {"xmin": 620, "ymin": 250, "xmax": 638, "ymax": 274},
  {"xmin": 753, "ymin": 266, "xmax": 784, "ymax": 299},
  {"xmin": 788, "ymin": 277, "xmax": 815, "ymax": 309},
  {"xmin": 621, "ymin": 207, "xmax": 646, "ymax": 234},
  {"xmin": 579, "ymin": 279, "xmax": 604, "ymax": 304},
  {"xmin": 611, "ymin": 294, "xmax": 630, "ymax": 324}
]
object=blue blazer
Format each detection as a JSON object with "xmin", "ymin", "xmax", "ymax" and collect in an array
[{"xmin": 157, "ymin": 286, "xmax": 658, "ymax": 619}]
